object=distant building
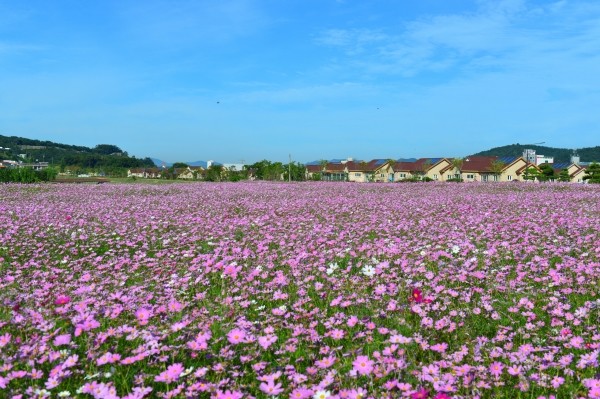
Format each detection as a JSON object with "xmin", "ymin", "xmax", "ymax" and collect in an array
[
  {"xmin": 222, "ymin": 163, "xmax": 245, "ymax": 172},
  {"xmin": 535, "ymin": 154, "xmax": 554, "ymax": 165}
]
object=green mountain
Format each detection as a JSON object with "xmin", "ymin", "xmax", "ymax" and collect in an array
[
  {"xmin": 471, "ymin": 144, "xmax": 600, "ymax": 163},
  {"xmin": 0, "ymin": 134, "xmax": 154, "ymax": 174}
]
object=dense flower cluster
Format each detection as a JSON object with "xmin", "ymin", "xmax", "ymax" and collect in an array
[{"xmin": 0, "ymin": 182, "xmax": 599, "ymax": 398}]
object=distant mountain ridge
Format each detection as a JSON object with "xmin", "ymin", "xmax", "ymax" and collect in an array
[
  {"xmin": 0, "ymin": 134, "xmax": 154, "ymax": 171},
  {"xmin": 471, "ymin": 144, "xmax": 600, "ymax": 163}
]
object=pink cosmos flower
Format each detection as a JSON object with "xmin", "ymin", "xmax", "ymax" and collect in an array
[
  {"xmin": 329, "ymin": 329, "xmax": 345, "ymax": 340},
  {"xmin": 0, "ymin": 333, "xmax": 11, "ymax": 348},
  {"xmin": 315, "ymin": 355, "xmax": 336, "ymax": 369},
  {"xmin": 216, "ymin": 390, "xmax": 244, "ymax": 399},
  {"xmin": 54, "ymin": 295, "xmax": 71, "ymax": 306},
  {"xmin": 227, "ymin": 328, "xmax": 247, "ymax": 344},
  {"xmin": 290, "ymin": 388, "xmax": 312, "ymax": 399},
  {"xmin": 135, "ymin": 308, "xmax": 152, "ymax": 325},
  {"xmin": 551, "ymin": 376, "xmax": 564, "ymax": 389},
  {"xmin": 352, "ymin": 355, "xmax": 374, "ymax": 376},
  {"xmin": 489, "ymin": 361, "xmax": 504, "ymax": 378},
  {"xmin": 53, "ymin": 334, "xmax": 71, "ymax": 346},
  {"xmin": 154, "ymin": 363, "xmax": 184, "ymax": 384},
  {"xmin": 258, "ymin": 334, "xmax": 277, "ymax": 349},
  {"xmin": 260, "ymin": 380, "xmax": 284, "ymax": 396},
  {"xmin": 167, "ymin": 301, "xmax": 183, "ymax": 312}
]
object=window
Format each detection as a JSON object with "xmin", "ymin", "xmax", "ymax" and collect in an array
[
  {"xmin": 380, "ymin": 173, "xmax": 385, "ymax": 177},
  {"xmin": 399, "ymin": 173, "xmax": 406, "ymax": 178},
  {"xmin": 466, "ymin": 174, "xmax": 474, "ymax": 179},
  {"xmin": 507, "ymin": 175, "xmax": 512, "ymax": 181},
  {"xmin": 433, "ymin": 174, "xmax": 438, "ymax": 180},
  {"xmin": 355, "ymin": 173, "xmax": 361, "ymax": 176}
]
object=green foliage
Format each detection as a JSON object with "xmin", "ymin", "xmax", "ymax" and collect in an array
[
  {"xmin": 537, "ymin": 163, "xmax": 556, "ymax": 182},
  {"xmin": 0, "ymin": 167, "xmax": 58, "ymax": 183},
  {"xmin": 523, "ymin": 166, "xmax": 539, "ymax": 181},
  {"xmin": 557, "ymin": 169, "xmax": 571, "ymax": 182},
  {"xmin": 282, "ymin": 162, "xmax": 306, "ymax": 181},
  {"xmin": 0, "ymin": 134, "xmax": 153, "ymax": 176},
  {"xmin": 248, "ymin": 160, "xmax": 285, "ymax": 180},
  {"xmin": 172, "ymin": 162, "xmax": 189, "ymax": 168},
  {"xmin": 93, "ymin": 144, "xmax": 123, "ymax": 155},
  {"xmin": 583, "ymin": 162, "xmax": 600, "ymax": 183},
  {"xmin": 488, "ymin": 160, "xmax": 506, "ymax": 176},
  {"xmin": 204, "ymin": 165, "xmax": 224, "ymax": 182}
]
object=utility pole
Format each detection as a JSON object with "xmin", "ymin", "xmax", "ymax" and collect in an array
[{"xmin": 288, "ymin": 154, "xmax": 292, "ymax": 182}]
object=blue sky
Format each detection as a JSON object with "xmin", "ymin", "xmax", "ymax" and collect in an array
[{"xmin": 1, "ymin": 0, "xmax": 599, "ymax": 163}]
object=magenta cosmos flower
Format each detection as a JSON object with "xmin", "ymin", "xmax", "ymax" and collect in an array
[{"xmin": 54, "ymin": 295, "xmax": 71, "ymax": 306}]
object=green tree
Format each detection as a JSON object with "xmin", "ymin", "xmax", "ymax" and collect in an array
[
  {"xmin": 283, "ymin": 162, "xmax": 306, "ymax": 181},
  {"xmin": 172, "ymin": 162, "xmax": 189, "ymax": 168},
  {"xmin": 319, "ymin": 159, "xmax": 328, "ymax": 179},
  {"xmin": 583, "ymin": 162, "xmax": 600, "ymax": 183},
  {"xmin": 488, "ymin": 160, "xmax": 506, "ymax": 180},
  {"xmin": 523, "ymin": 166, "xmax": 539, "ymax": 181},
  {"xmin": 205, "ymin": 164, "xmax": 224, "ymax": 182},
  {"xmin": 452, "ymin": 158, "xmax": 464, "ymax": 179},
  {"xmin": 93, "ymin": 144, "xmax": 123, "ymax": 155},
  {"xmin": 538, "ymin": 163, "xmax": 555, "ymax": 182},
  {"xmin": 557, "ymin": 169, "xmax": 571, "ymax": 182}
]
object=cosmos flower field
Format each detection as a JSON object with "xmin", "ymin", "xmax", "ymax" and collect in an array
[{"xmin": 0, "ymin": 182, "xmax": 599, "ymax": 399}]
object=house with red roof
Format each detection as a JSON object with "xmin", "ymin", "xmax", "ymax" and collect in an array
[
  {"xmin": 459, "ymin": 156, "xmax": 528, "ymax": 182},
  {"xmin": 392, "ymin": 158, "xmax": 452, "ymax": 181},
  {"xmin": 347, "ymin": 159, "xmax": 394, "ymax": 182}
]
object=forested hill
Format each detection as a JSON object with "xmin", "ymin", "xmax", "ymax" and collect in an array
[
  {"xmin": 471, "ymin": 144, "xmax": 600, "ymax": 163},
  {"xmin": 0, "ymin": 134, "xmax": 154, "ymax": 171}
]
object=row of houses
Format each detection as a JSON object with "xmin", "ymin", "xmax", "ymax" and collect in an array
[
  {"xmin": 127, "ymin": 166, "xmax": 203, "ymax": 179},
  {"xmin": 306, "ymin": 156, "xmax": 589, "ymax": 183},
  {"xmin": 126, "ymin": 155, "xmax": 591, "ymax": 183},
  {"xmin": 0, "ymin": 160, "xmax": 50, "ymax": 171}
]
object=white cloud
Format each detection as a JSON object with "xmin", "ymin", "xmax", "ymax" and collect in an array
[{"xmin": 315, "ymin": 0, "xmax": 600, "ymax": 79}]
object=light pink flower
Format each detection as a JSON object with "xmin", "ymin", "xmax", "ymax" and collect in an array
[{"xmin": 352, "ymin": 355, "xmax": 374, "ymax": 376}]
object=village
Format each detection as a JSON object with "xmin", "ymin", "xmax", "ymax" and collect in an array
[{"xmin": 125, "ymin": 150, "xmax": 593, "ymax": 183}]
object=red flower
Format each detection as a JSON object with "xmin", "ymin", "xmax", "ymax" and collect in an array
[
  {"xmin": 411, "ymin": 387, "xmax": 429, "ymax": 399},
  {"xmin": 411, "ymin": 288, "xmax": 424, "ymax": 303}
]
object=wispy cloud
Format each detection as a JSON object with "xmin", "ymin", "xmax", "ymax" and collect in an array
[
  {"xmin": 315, "ymin": 0, "xmax": 600, "ymax": 78},
  {"xmin": 117, "ymin": 0, "xmax": 269, "ymax": 49}
]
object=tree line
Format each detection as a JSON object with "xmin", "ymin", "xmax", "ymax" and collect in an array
[{"xmin": 0, "ymin": 167, "xmax": 58, "ymax": 183}]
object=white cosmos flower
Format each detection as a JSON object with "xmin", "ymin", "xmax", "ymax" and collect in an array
[
  {"xmin": 361, "ymin": 265, "xmax": 375, "ymax": 277},
  {"xmin": 313, "ymin": 390, "xmax": 331, "ymax": 399}
]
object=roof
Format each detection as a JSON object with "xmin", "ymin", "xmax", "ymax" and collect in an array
[
  {"xmin": 393, "ymin": 158, "xmax": 446, "ymax": 172},
  {"xmin": 346, "ymin": 159, "xmax": 391, "ymax": 172},
  {"xmin": 462, "ymin": 156, "xmax": 501, "ymax": 172},
  {"xmin": 306, "ymin": 165, "xmax": 322, "ymax": 173},
  {"xmin": 325, "ymin": 163, "xmax": 347, "ymax": 172}
]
